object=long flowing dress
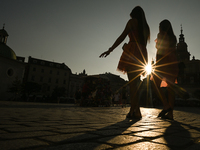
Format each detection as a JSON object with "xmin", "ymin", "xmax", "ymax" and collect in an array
[
  {"xmin": 155, "ymin": 33, "xmax": 179, "ymax": 87},
  {"xmin": 117, "ymin": 29, "xmax": 148, "ymax": 74}
]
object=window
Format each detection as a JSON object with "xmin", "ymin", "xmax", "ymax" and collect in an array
[
  {"xmin": 56, "ymin": 64, "xmax": 60, "ymax": 68},
  {"xmin": 63, "ymin": 80, "xmax": 66, "ymax": 84},
  {"xmin": 31, "ymin": 76, "xmax": 35, "ymax": 81},
  {"xmin": 48, "ymin": 86, "xmax": 50, "ymax": 91},
  {"xmin": 40, "ymin": 77, "xmax": 43, "ymax": 82},
  {"xmin": 56, "ymin": 79, "xmax": 59, "ymax": 84},
  {"xmin": 48, "ymin": 78, "xmax": 51, "ymax": 83},
  {"xmin": 7, "ymin": 68, "xmax": 14, "ymax": 77}
]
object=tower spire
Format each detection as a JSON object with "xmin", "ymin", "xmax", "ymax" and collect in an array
[
  {"xmin": 179, "ymin": 24, "xmax": 185, "ymax": 42},
  {"xmin": 0, "ymin": 24, "xmax": 9, "ymax": 44},
  {"xmin": 177, "ymin": 24, "xmax": 190, "ymax": 61},
  {"xmin": 181, "ymin": 24, "xmax": 183, "ymax": 34}
]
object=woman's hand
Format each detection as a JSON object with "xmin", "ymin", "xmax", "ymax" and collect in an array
[
  {"xmin": 99, "ymin": 48, "xmax": 113, "ymax": 58},
  {"xmin": 99, "ymin": 19, "xmax": 132, "ymax": 58}
]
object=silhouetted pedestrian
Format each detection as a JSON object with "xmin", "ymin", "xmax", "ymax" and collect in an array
[{"xmin": 100, "ymin": 6, "xmax": 150, "ymax": 119}]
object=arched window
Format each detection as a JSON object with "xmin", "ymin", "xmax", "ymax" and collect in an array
[{"xmin": 7, "ymin": 68, "xmax": 14, "ymax": 77}]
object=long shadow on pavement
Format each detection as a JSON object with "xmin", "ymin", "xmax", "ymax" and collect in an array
[
  {"xmin": 161, "ymin": 120, "xmax": 200, "ymax": 149},
  {"xmin": 46, "ymin": 119, "xmax": 200, "ymax": 150},
  {"xmin": 42, "ymin": 118, "xmax": 142, "ymax": 150},
  {"xmin": 40, "ymin": 110, "xmax": 200, "ymax": 150}
]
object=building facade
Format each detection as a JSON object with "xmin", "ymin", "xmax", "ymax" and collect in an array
[
  {"xmin": 97, "ymin": 72, "xmax": 127, "ymax": 93},
  {"xmin": 176, "ymin": 27, "xmax": 200, "ymax": 97},
  {"xmin": 68, "ymin": 70, "xmax": 86, "ymax": 98},
  {"xmin": 177, "ymin": 27, "xmax": 200, "ymax": 86},
  {"xmin": 23, "ymin": 56, "xmax": 72, "ymax": 98},
  {"xmin": 68, "ymin": 71, "xmax": 127, "ymax": 100},
  {"xmin": 0, "ymin": 25, "xmax": 127, "ymax": 102}
]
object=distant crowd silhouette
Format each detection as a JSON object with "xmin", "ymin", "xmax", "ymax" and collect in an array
[{"xmin": 100, "ymin": 6, "xmax": 188, "ymax": 120}]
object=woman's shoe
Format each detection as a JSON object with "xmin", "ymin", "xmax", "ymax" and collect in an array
[
  {"xmin": 157, "ymin": 108, "xmax": 172, "ymax": 118},
  {"xmin": 126, "ymin": 112, "xmax": 142, "ymax": 120},
  {"xmin": 126, "ymin": 113, "xmax": 132, "ymax": 119}
]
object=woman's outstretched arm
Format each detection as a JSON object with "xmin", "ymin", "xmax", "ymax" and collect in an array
[{"xmin": 99, "ymin": 19, "xmax": 136, "ymax": 58}]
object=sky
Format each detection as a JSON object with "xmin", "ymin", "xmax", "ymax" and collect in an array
[{"xmin": 1, "ymin": 0, "xmax": 200, "ymax": 81}]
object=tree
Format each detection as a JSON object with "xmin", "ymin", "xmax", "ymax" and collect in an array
[
  {"xmin": 22, "ymin": 82, "xmax": 41, "ymax": 96},
  {"xmin": 8, "ymin": 77, "xmax": 22, "ymax": 100}
]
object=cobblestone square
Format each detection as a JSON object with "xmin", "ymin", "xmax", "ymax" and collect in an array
[{"xmin": 0, "ymin": 101, "xmax": 200, "ymax": 150}]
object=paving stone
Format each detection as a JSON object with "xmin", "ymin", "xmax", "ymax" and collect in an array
[
  {"xmin": 87, "ymin": 124, "xmax": 118, "ymax": 130},
  {"xmin": 0, "ymin": 131, "xmax": 56, "ymax": 140},
  {"xmin": 138, "ymin": 125, "xmax": 161, "ymax": 129},
  {"xmin": 121, "ymin": 129, "xmax": 133, "ymax": 134},
  {"xmin": 185, "ymin": 143, "xmax": 200, "ymax": 150},
  {"xmin": 39, "ymin": 133, "xmax": 84, "ymax": 143},
  {"xmin": 189, "ymin": 130, "xmax": 200, "ymax": 138},
  {"xmin": 156, "ymin": 123, "xmax": 172, "ymax": 128},
  {"xmin": 97, "ymin": 135, "xmax": 143, "ymax": 145},
  {"xmin": 133, "ymin": 130, "xmax": 164, "ymax": 138},
  {"xmin": 53, "ymin": 127, "xmax": 96, "ymax": 134},
  {"xmin": 90, "ymin": 129, "xmax": 124, "ymax": 136},
  {"xmin": 152, "ymin": 135, "xmax": 192, "ymax": 147},
  {"xmin": 114, "ymin": 141, "xmax": 170, "ymax": 150},
  {"xmin": 42, "ymin": 142, "xmax": 112, "ymax": 150},
  {"xmin": 126, "ymin": 126, "xmax": 149, "ymax": 132},
  {"xmin": 4, "ymin": 126, "xmax": 54, "ymax": 132},
  {"xmin": 0, "ymin": 120, "xmax": 19, "ymax": 125},
  {"xmin": 0, "ymin": 129, "xmax": 7, "ymax": 134},
  {"xmin": 0, "ymin": 124, "xmax": 26, "ymax": 128},
  {"xmin": 0, "ymin": 139, "xmax": 48, "ymax": 150},
  {"xmin": 55, "ymin": 125, "xmax": 89, "ymax": 129},
  {"xmin": 150, "ymin": 128, "xmax": 167, "ymax": 133},
  {"xmin": 59, "ymin": 133, "xmax": 101, "ymax": 143}
]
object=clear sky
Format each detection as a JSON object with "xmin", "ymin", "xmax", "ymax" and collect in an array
[{"xmin": 1, "ymin": 0, "xmax": 200, "ymax": 80}]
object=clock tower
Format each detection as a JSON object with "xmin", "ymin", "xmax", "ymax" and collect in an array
[{"xmin": 176, "ymin": 25, "xmax": 190, "ymax": 62}]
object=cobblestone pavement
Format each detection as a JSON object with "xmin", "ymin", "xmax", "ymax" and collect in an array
[{"xmin": 0, "ymin": 101, "xmax": 200, "ymax": 150}]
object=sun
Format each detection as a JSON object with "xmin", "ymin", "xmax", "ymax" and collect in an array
[{"xmin": 145, "ymin": 64, "xmax": 152, "ymax": 75}]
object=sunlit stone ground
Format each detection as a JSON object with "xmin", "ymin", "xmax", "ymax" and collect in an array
[{"xmin": 0, "ymin": 101, "xmax": 200, "ymax": 149}]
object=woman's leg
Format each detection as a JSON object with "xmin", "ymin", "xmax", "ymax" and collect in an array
[
  {"xmin": 166, "ymin": 77, "xmax": 176, "ymax": 119},
  {"xmin": 127, "ymin": 72, "xmax": 142, "ymax": 118},
  {"xmin": 152, "ymin": 74, "xmax": 171, "ymax": 110}
]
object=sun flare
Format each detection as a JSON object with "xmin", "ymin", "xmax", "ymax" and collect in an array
[{"xmin": 145, "ymin": 64, "xmax": 152, "ymax": 75}]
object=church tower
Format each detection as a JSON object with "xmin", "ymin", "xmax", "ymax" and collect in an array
[
  {"xmin": 0, "ymin": 24, "xmax": 9, "ymax": 44},
  {"xmin": 176, "ymin": 25, "xmax": 190, "ymax": 62},
  {"xmin": 0, "ymin": 24, "xmax": 17, "ymax": 60}
]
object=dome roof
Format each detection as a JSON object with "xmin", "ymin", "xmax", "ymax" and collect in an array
[{"xmin": 0, "ymin": 43, "xmax": 16, "ymax": 60}]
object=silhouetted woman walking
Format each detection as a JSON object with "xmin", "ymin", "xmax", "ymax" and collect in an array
[
  {"xmin": 152, "ymin": 19, "xmax": 178, "ymax": 120},
  {"xmin": 100, "ymin": 6, "xmax": 150, "ymax": 119}
]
